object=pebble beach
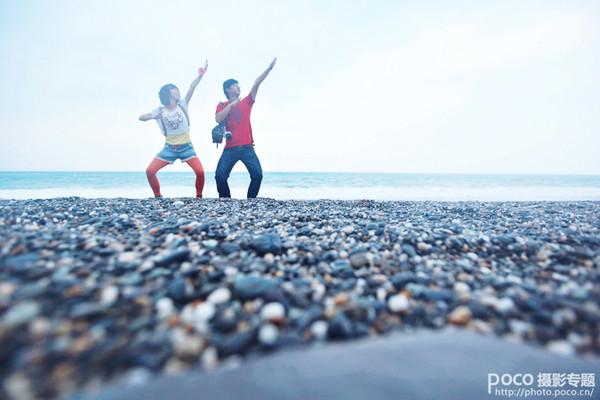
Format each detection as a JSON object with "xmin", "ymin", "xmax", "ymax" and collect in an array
[{"xmin": 1, "ymin": 198, "xmax": 599, "ymax": 398}]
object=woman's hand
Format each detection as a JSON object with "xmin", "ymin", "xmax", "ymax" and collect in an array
[{"xmin": 198, "ymin": 59, "xmax": 208, "ymax": 77}]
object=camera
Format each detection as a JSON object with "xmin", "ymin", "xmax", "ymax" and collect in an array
[{"xmin": 212, "ymin": 124, "xmax": 232, "ymax": 148}]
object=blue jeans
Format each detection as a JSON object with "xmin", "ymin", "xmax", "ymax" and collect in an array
[{"xmin": 215, "ymin": 145, "xmax": 263, "ymax": 198}]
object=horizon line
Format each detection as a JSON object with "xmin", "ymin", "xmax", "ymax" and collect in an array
[{"xmin": 1, "ymin": 170, "xmax": 600, "ymax": 177}]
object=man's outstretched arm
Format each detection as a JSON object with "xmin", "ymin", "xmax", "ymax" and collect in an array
[
  {"xmin": 250, "ymin": 57, "xmax": 277, "ymax": 101},
  {"xmin": 215, "ymin": 98, "xmax": 240, "ymax": 123},
  {"xmin": 185, "ymin": 59, "xmax": 208, "ymax": 104}
]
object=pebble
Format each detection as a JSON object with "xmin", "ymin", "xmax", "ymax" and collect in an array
[
  {"xmin": 207, "ymin": 288, "xmax": 231, "ymax": 305},
  {"xmin": 167, "ymin": 278, "xmax": 190, "ymax": 303},
  {"xmin": 508, "ymin": 319, "xmax": 532, "ymax": 336},
  {"xmin": 123, "ymin": 368, "xmax": 153, "ymax": 386},
  {"xmin": 349, "ymin": 252, "xmax": 369, "ymax": 268},
  {"xmin": 453, "ymin": 282, "xmax": 470, "ymax": 295},
  {"xmin": 29, "ymin": 317, "xmax": 51, "ymax": 337},
  {"xmin": 310, "ymin": 320, "xmax": 329, "ymax": 340},
  {"xmin": 387, "ymin": 294, "xmax": 410, "ymax": 313},
  {"xmin": 203, "ymin": 239, "xmax": 219, "ymax": 250},
  {"xmin": 157, "ymin": 248, "xmax": 191, "ymax": 267},
  {"xmin": 258, "ymin": 323, "xmax": 279, "ymax": 346},
  {"xmin": 118, "ymin": 252, "xmax": 138, "ymax": 263},
  {"xmin": 0, "ymin": 282, "xmax": 17, "ymax": 299},
  {"xmin": 0, "ymin": 198, "xmax": 598, "ymax": 399},
  {"xmin": 260, "ymin": 302, "xmax": 286, "ymax": 323},
  {"xmin": 448, "ymin": 306, "xmax": 472, "ymax": 326},
  {"xmin": 100, "ymin": 286, "xmax": 119, "ymax": 306},
  {"xmin": 495, "ymin": 298, "xmax": 516, "ymax": 315},
  {"xmin": 201, "ymin": 347, "xmax": 219, "ymax": 372},
  {"xmin": 155, "ymin": 297, "xmax": 175, "ymax": 319},
  {"xmin": 546, "ymin": 340, "xmax": 575, "ymax": 356},
  {"xmin": 1, "ymin": 301, "xmax": 40, "ymax": 327},
  {"xmin": 327, "ymin": 313, "xmax": 353, "ymax": 340},
  {"xmin": 193, "ymin": 303, "xmax": 216, "ymax": 323},
  {"xmin": 233, "ymin": 275, "xmax": 278, "ymax": 300},
  {"xmin": 250, "ymin": 233, "xmax": 282, "ymax": 255},
  {"xmin": 70, "ymin": 302, "xmax": 106, "ymax": 319},
  {"xmin": 172, "ymin": 330, "xmax": 204, "ymax": 358},
  {"xmin": 182, "ymin": 302, "xmax": 215, "ymax": 326}
]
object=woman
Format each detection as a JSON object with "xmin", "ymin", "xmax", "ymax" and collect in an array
[{"xmin": 139, "ymin": 60, "xmax": 208, "ymax": 198}]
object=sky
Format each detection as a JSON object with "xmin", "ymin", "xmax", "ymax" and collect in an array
[{"xmin": 1, "ymin": 0, "xmax": 599, "ymax": 174}]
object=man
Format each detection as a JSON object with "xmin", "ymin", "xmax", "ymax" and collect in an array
[{"xmin": 215, "ymin": 57, "xmax": 277, "ymax": 198}]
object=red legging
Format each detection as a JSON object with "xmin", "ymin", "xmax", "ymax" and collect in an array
[{"xmin": 145, "ymin": 157, "xmax": 205, "ymax": 197}]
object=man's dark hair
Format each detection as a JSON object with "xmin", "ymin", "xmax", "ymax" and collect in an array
[
  {"xmin": 222, "ymin": 79, "xmax": 238, "ymax": 97},
  {"xmin": 159, "ymin": 83, "xmax": 178, "ymax": 106}
]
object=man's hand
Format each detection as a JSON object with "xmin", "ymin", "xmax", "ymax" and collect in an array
[
  {"xmin": 250, "ymin": 57, "xmax": 277, "ymax": 100},
  {"xmin": 215, "ymin": 98, "xmax": 241, "ymax": 123},
  {"xmin": 268, "ymin": 57, "xmax": 277, "ymax": 70}
]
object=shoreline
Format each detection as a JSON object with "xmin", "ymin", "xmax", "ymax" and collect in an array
[
  {"xmin": 1, "ymin": 198, "xmax": 599, "ymax": 398},
  {"xmin": 3, "ymin": 192, "xmax": 600, "ymax": 201}
]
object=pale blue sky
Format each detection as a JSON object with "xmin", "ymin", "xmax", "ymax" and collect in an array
[{"xmin": 1, "ymin": 0, "xmax": 599, "ymax": 173}]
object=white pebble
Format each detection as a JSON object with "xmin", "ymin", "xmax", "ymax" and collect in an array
[
  {"xmin": 207, "ymin": 288, "xmax": 231, "ymax": 305},
  {"xmin": 546, "ymin": 340, "xmax": 575, "ymax": 356},
  {"xmin": 466, "ymin": 252, "xmax": 478, "ymax": 261},
  {"xmin": 2, "ymin": 301, "xmax": 40, "ymax": 326},
  {"xmin": 124, "ymin": 368, "xmax": 152, "ymax": 387},
  {"xmin": 155, "ymin": 297, "xmax": 175, "ymax": 319},
  {"xmin": 0, "ymin": 282, "xmax": 16, "ymax": 299},
  {"xmin": 181, "ymin": 302, "xmax": 215, "ymax": 325},
  {"xmin": 508, "ymin": 319, "xmax": 532, "ymax": 336},
  {"xmin": 173, "ymin": 200, "xmax": 184, "ymax": 208},
  {"xmin": 312, "ymin": 283, "xmax": 326, "ymax": 301},
  {"xmin": 310, "ymin": 320, "xmax": 328, "ymax": 340},
  {"xmin": 118, "ymin": 252, "xmax": 137, "ymax": 263},
  {"xmin": 453, "ymin": 282, "xmax": 470, "ymax": 294},
  {"xmin": 202, "ymin": 347, "xmax": 219, "ymax": 372},
  {"xmin": 100, "ymin": 286, "xmax": 119, "ymax": 306},
  {"xmin": 260, "ymin": 302, "xmax": 285, "ymax": 322},
  {"xmin": 495, "ymin": 297, "xmax": 515, "ymax": 314},
  {"xmin": 376, "ymin": 287, "xmax": 387, "ymax": 302},
  {"xmin": 29, "ymin": 317, "xmax": 51, "ymax": 337},
  {"xmin": 203, "ymin": 239, "xmax": 218, "ymax": 250},
  {"xmin": 258, "ymin": 323, "xmax": 279, "ymax": 345},
  {"xmin": 388, "ymin": 294, "xmax": 410, "ymax": 313},
  {"xmin": 172, "ymin": 330, "xmax": 204, "ymax": 357},
  {"xmin": 194, "ymin": 302, "xmax": 216, "ymax": 323}
]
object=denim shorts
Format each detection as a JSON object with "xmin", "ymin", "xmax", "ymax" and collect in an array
[{"xmin": 156, "ymin": 143, "xmax": 198, "ymax": 164}]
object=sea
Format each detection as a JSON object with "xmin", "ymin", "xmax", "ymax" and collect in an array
[{"xmin": 1, "ymin": 172, "xmax": 600, "ymax": 201}]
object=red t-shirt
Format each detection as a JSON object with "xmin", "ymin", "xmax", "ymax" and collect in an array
[{"xmin": 216, "ymin": 95, "xmax": 255, "ymax": 149}]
